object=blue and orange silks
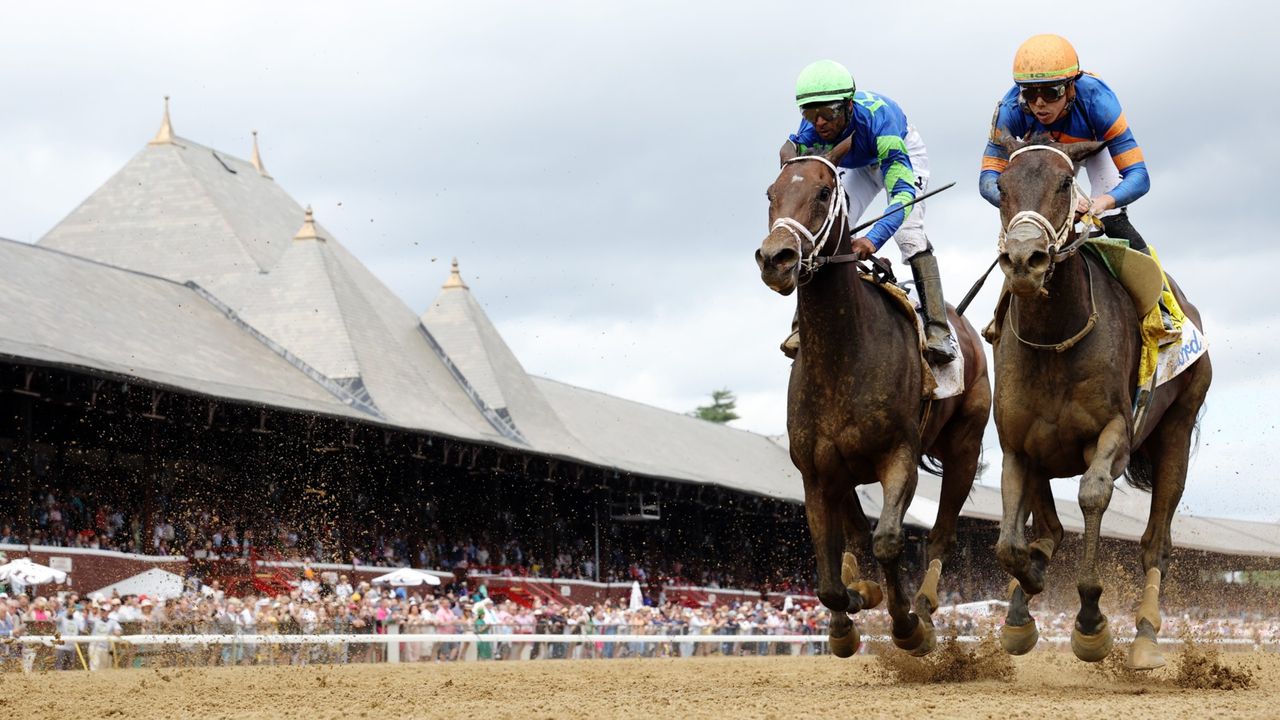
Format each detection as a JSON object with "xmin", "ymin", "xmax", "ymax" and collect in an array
[{"xmin": 979, "ymin": 74, "xmax": 1150, "ymax": 208}]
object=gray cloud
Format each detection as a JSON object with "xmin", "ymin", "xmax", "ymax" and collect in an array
[{"xmin": 0, "ymin": 0, "xmax": 1276, "ymax": 518}]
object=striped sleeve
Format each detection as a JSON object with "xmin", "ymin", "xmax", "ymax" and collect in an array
[
  {"xmin": 1087, "ymin": 87, "xmax": 1150, "ymax": 206},
  {"xmin": 867, "ymin": 133, "xmax": 917, "ymax": 249},
  {"xmin": 979, "ymin": 97, "xmax": 1022, "ymax": 208}
]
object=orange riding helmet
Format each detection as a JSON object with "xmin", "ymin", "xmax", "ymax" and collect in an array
[{"xmin": 1012, "ymin": 34, "xmax": 1081, "ymax": 85}]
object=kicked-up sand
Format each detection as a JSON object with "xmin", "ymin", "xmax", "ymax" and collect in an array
[{"xmin": 0, "ymin": 641, "xmax": 1272, "ymax": 719}]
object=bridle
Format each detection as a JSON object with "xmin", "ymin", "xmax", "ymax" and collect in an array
[
  {"xmin": 997, "ymin": 144, "xmax": 1093, "ymax": 263},
  {"xmin": 999, "ymin": 143, "xmax": 1099, "ymax": 352},
  {"xmin": 769, "ymin": 155, "xmax": 850, "ymax": 282}
]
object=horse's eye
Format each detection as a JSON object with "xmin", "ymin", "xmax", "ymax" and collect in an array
[
  {"xmin": 1059, "ymin": 176, "xmax": 1073, "ymax": 191},
  {"xmin": 817, "ymin": 186, "xmax": 831, "ymax": 203}
]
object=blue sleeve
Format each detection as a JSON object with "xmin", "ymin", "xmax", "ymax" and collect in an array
[
  {"xmin": 979, "ymin": 96, "xmax": 1021, "ymax": 208},
  {"xmin": 979, "ymin": 171, "xmax": 1001, "ymax": 207},
  {"xmin": 1082, "ymin": 78, "xmax": 1150, "ymax": 207},
  {"xmin": 864, "ymin": 106, "xmax": 917, "ymax": 249}
]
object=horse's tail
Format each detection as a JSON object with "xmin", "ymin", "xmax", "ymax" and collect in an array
[
  {"xmin": 919, "ymin": 454, "xmax": 944, "ymax": 478},
  {"xmin": 1123, "ymin": 449, "xmax": 1154, "ymax": 492},
  {"xmin": 1126, "ymin": 402, "xmax": 1207, "ymax": 492}
]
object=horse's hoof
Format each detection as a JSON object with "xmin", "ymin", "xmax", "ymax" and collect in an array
[
  {"xmin": 829, "ymin": 624, "xmax": 860, "ymax": 658},
  {"xmin": 1071, "ymin": 618, "xmax": 1113, "ymax": 663},
  {"xmin": 1000, "ymin": 619, "xmax": 1039, "ymax": 656},
  {"xmin": 892, "ymin": 615, "xmax": 931, "ymax": 655},
  {"xmin": 1126, "ymin": 635, "xmax": 1166, "ymax": 670},
  {"xmin": 854, "ymin": 580, "xmax": 883, "ymax": 610},
  {"xmin": 909, "ymin": 622, "xmax": 937, "ymax": 657}
]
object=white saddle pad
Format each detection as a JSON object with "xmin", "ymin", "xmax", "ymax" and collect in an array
[
  {"xmin": 903, "ymin": 282, "xmax": 965, "ymax": 400},
  {"xmin": 1155, "ymin": 319, "xmax": 1208, "ymax": 388}
]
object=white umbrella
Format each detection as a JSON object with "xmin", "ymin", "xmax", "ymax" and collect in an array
[
  {"xmin": 92, "ymin": 568, "xmax": 187, "ymax": 600},
  {"xmin": 628, "ymin": 580, "xmax": 644, "ymax": 610},
  {"xmin": 370, "ymin": 567, "xmax": 442, "ymax": 587},
  {"xmin": 0, "ymin": 558, "xmax": 68, "ymax": 585}
]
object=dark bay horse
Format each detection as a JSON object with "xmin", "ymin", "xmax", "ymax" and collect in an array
[
  {"xmin": 755, "ymin": 137, "xmax": 991, "ymax": 656},
  {"xmin": 990, "ymin": 136, "xmax": 1212, "ymax": 669}
]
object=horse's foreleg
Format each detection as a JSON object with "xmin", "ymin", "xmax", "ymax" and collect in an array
[
  {"xmin": 1072, "ymin": 415, "xmax": 1130, "ymax": 663},
  {"xmin": 874, "ymin": 446, "xmax": 931, "ymax": 655},
  {"xmin": 995, "ymin": 452, "xmax": 1042, "ymax": 654},
  {"xmin": 803, "ymin": 473, "xmax": 858, "ymax": 657}
]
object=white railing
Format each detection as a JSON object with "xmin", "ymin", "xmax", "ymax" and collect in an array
[{"xmin": 12, "ymin": 633, "xmax": 1263, "ymax": 648}]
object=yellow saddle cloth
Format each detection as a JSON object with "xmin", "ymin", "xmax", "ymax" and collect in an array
[{"xmin": 1083, "ymin": 238, "xmax": 1187, "ymax": 388}]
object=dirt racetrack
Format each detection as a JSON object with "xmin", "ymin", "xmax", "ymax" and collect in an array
[{"xmin": 1, "ymin": 644, "xmax": 1275, "ymax": 719}]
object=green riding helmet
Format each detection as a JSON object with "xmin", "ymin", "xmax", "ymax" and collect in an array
[{"xmin": 795, "ymin": 60, "xmax": 856, "ymax": 107}]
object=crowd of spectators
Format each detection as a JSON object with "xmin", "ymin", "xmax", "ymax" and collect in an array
[
  {"xmin": 0, "ymin": 490, "xmax": 815, "ymax": 594},
  {"xmin": 4, "ymin": 562, "xmax": 1280, "ymax": 673}
]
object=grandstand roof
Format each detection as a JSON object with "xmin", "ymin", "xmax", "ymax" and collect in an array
[{"xmin": 6, "ymin": 105, "xmax": 1276, "ymax": 559}]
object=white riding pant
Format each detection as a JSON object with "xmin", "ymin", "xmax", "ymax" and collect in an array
[
  {"xmin": 837, "ymin": 125, "xmax": 930, "ymax": 264},
  {"xmin": 1082, "ymin": 150, "xmax": 1123, "ymax": 218}
]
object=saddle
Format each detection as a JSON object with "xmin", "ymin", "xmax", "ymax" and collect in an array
[
  {"xmin": 983, "ymin": 238, "xmax": 1195, "ymax": 391},
  {"xmin": 857, "ymin": 259, "xmax": 964, "ymax": 401}
]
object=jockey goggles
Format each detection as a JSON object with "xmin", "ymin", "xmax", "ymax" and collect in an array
[
  {"xmin": 801, "ymin": 101, "xmax": 846, "ymax": 124},
  {"xmin": 1019, "ymin": 82, "xmax": 1069, "ymax": 104}
]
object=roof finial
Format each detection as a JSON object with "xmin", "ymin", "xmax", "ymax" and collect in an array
[
  {"xmin": 293, "ymin": 205, "xmax": 324, "ymax": 241},
  {"xmin": 442, "ymin": 257, "xmax": 469, "ymax": 289},
  {"xmin": 149, "ymin": 95, "xmax": 175, "ymax": 145},
  {"xmin": 251, "ymin": 130, "xmax": 272, "ymax": 179}
]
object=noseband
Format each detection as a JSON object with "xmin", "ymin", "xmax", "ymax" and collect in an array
[{"xmin": 770, "ymin": 155, "xmax": 849, "ymax": 280}]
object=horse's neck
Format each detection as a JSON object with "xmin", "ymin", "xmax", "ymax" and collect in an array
[
  {"xmin": 1010, "ymin": 252, "xmax": 1094, "ymax": 346},
  {"xmin": 797, "ymin": 268, "xmax": 878, "ymax": 371}
]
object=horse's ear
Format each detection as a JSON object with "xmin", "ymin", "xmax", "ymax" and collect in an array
[
  {"xmin": 1062, "ymin": 141, "xmax": 1107, "ymax": 164},
  {"xmin": 996, "ymin": 132, "xmax": 1025, "ymax": 157},
  {"xmin": 824, "ymin": 135, "xmax": 853, "ymax": 166}
]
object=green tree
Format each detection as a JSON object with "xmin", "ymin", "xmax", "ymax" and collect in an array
[{"xmin": 692, "ymin": 388, "xmax": 740, "ymax": 423}]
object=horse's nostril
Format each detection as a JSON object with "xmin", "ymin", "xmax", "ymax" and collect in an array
[
  {"xmin": 1027, "ymin": 251, "xmax": 1050, "ymax": 272},
  {"xmin": 772, "ymin": 248, "xmax": 798, "ymax": 271}
]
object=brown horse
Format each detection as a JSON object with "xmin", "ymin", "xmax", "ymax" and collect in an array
[
  {"xmin": 990, "ymin": 136, "xmax": 1212, "ymax": 669},
  {"xmin": 755, "ymin": 137, "xmax": 991, "ymax": 656}
]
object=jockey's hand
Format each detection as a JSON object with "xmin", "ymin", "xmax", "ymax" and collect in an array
[
  {"xmin": 851, "ymin": 237, "xmax": 876, "ymax": 260},
  {"xmin": 1089, "ymin": 194, "xmax": 1116, "ymax": 216},
  {"xmin": 1073, "ymin": 194, "xmax": 1090, "ymax": 218}
]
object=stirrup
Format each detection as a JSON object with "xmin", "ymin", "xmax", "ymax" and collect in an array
[{"xmin": 925, "ymin": 331, "xmax": 957, "ymax": 364}]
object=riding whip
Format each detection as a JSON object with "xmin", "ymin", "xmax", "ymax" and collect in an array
[
  {"xmin": 956, "ymin": 257, "xmax": 999, "ymax": 317},
  {"xmin": 849, "ymin": 181, "xmax": 956, "ymax": 235}
]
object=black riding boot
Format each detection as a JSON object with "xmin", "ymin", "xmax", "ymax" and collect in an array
[{"xmin": 909, "ymin": 251, "xmax": 958, "ymax": 364}]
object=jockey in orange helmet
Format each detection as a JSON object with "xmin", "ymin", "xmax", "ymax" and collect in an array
[{"xmin": 980, "ymin": 34, "xmax": 1151, "ymax": 251}]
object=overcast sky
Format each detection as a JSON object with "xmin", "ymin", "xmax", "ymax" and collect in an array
[{"xmin": 1, "ymin": 2, "xmax": 1276, "ymax": 520}]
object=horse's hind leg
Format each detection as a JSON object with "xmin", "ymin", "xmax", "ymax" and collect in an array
[
  {"xmin": 915, "ymin": 404, "xmax": 986, "ymax": 649},
  {"xmin": 842, "ymin": 490, "xmax": 883, "ymax": 615},
  {"xmin": 1072, "ymin": 415, "xmax": 1130, "ymax": 663},
  {"xmin": 1128, "ymin": 367, "xmax": 1210, "ymax": 669},
  {"xmin": 874, "ymin": 445, "xmax": 931, "ymax": 655}
]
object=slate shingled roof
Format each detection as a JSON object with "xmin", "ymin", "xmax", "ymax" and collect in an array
[{"xmin": 6, "ymin": 109, "xmax": 1272, "ymax": 558}]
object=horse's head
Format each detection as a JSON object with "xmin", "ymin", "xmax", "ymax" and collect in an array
[
  {"xmin": 995, "ymin": 135, "xmax": 1104, "ymax": 297},
  {"xmin": 756, "ymin": 138, "xmax": 852, "ymax": 295}
]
